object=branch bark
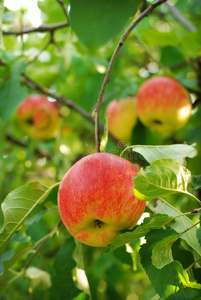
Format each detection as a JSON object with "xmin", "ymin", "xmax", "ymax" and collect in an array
[
  {"xmin": 94, "ymin": 0, "xmax": 168, "ymax": 153},
  {"xmin": 3, "ymin": 21, "xmax": 68, "ymax": 36},
  {"xmin": 165, "ymin": 1, "xmax": 197, "ymax": 32}
]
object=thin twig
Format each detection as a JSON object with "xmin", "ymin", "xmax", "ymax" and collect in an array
[
  {"xmin": 56, "ymin": 0, "xmax": 70, "ymax": 24},
  {"xmin": 3, "ymin": 21, "xmax": 68, "ymax": 36},
  {"xmin": 165, "ymin": 1, "xmax": 197, "ymax": 32},
  {"xmin": 22, "ymin": 74, "xmax": 98, "ymax": 127},
  {"xmin": 23, "ymin": 219, "xmax": 62, "ymax": 272},
  {"xmin": 94, "ymin": 0, "xmax": 168, "ymax": 153}
]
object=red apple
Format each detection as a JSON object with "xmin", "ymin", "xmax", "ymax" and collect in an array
[
  {"xmin": 58, "ymin": 153, "xmax": 146, "ymax": 247},
  {"xmin": 136, "ymin": 76, "xmax": 192, "ymax": 133},
  {"xmin": 105, "ymin": 97, "xmax": 137, "ymax": 142},
  {"xmin": 17, "ymin": 94, "xmax": 61, "ymax": 140}
]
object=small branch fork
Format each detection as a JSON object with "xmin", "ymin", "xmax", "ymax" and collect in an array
[{"xmin": 94, "ymin": 0, "xmax": 168, "ymax": 153}]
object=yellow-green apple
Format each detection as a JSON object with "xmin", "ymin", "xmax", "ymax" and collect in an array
[
  {"xmin": 17, "ymin": 94, "xmax": 61, "ymax": 140},
  {"xmin": 58, "ymin": 152, "xmax": 146, "ymax": 247},
  {"xmin": 105, "ymin": 97, "xmax": 137, "ymax": 142},
  {"xmin": 136, "ymin": 76, "xmax": 192, "ymax": 133}
]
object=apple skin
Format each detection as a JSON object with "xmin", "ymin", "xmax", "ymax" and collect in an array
[
  {"xmin": 17, "ymin": 94, "xmax": 61, "ymax": 140},
  {"xmin": 136, "ymin": 76, "xmax": 192, "ymax": 133},
  {"xmin": 58, "ymin": 153, "xmax": 146, "ymax": 247},
  {"xmin": 105, "ymin": 97, "xmax": 137, "ymax": 142}
]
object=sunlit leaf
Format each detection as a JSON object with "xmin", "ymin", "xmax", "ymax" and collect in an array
[
  {"xmin": 131, "ymin": 144, "xmax": 195, "ymax": 164},
  {"xmin": 134, "ymin": 159, "xmax": 192, "ymax": 201},
  {"xmin": 140, "ymin": 28, "xmax": 179, "ymax": 47},
  {"xmin": 155, "ymin": 202, "xmax": 201, "ymax": 256},
  {"xmin": 140, "ymin": 229, "xmax": 201, "ymax": 299},
  {"xmin": 151, "ymin": 231, "xmax": 180, "ymax": 269},
  {"xmin": 26, "ymin": 267, "xmax": 52, "ymax": 291},
  {"xmin": 108, "ymin": 214, "xmax": 173, "ymax": 251},
  {"xmin": 165, "ymin": 287, "xmax": 201, "ymax": 300},
  {"xmin": 0, "ymin": 182, "xmax": 59, "ymax": 256}
]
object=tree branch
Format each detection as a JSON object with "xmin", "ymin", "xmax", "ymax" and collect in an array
[
  {"xmin": 165, "ymin": 1, "xmax": 197, "ymax": 32},
  {"xmin": 94, "ymin": 0, "xmax": 168, "ymax": 153},
  {"xmin": 22, "ymin": 73, "xmax": 97, "ymax": 126},
  {"xmin": 56, "ymin": 0, "xmax": 70, "ymax": 24},
  {"xmin": 3, "ymin": 21, "xmax": 68, "ymax": 36}
]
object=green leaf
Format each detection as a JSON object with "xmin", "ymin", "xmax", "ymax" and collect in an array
[
  {"xmin": 165, "ymin": 287, "xmax": 201, "ymax": 300},
  {"xmin": 52, "ymin": 237, "xmax": 81, "ymax": 299},
  {"xmin": 113, "ymin": 245, "xmax": 133, "ymax": 266},
  {"xmin": 192, "ymin": 175, "xmax": 201, "ymax": 190},
  {"xmin": 155, "ymin": 202, "xmax": 201, "ymax": 256},
  {"xmin": 140, "ymin": 229, "xmax": 201, "ymax": 299},
  {"xmin": 196, "ymin": 227, "xmax": 201, "ymax": 247},
  {"xmin": 0, "ymin": 60, "xmax": 28, "ymax": 123},
  {"xmin": 0, "ymin": 182, "xmax": 59, "ymax": 256},
  {"xmin": 69, "ymin": 0, "xmax": 141, "ymax": 50},
  {"xmin": 131, "ymin": 144, "xmax": 195, "ymax": 164},
  {"xmin": 0, "ymin": 240, "xmax": 33, "ymax": 276},
  {"xmin": 140, "ymin": 28, "xmax": 179, "ymax": 47},
  {"xmin": 108, "ymin": 214, "xmax": 173, "ymax": 251},
  {"xmin": 134, "ymin": 159, "xmax": 192, "ymax": 201},
  {"xmin": 181, "ymin": 29, "xmax": 201, "ymax": 58},
  {"xmin": 151, "ymin": 231, "xmax": 181, "ymax": 269}
]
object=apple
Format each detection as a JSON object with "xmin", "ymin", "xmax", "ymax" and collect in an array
[
  {"xmin": 58, "ymin": 152, "xmax": 146, "ymax": 247},
  {"xmin": 105, "ymin": 97, "xmax": 137, "ymax": 142},
  {"xmin": 17, "ymin": 94, "xmax": 61, "ymax": 140},
  {"xmin": 136, "ymin": 76, "xmax": 192, "ymax": 133}
]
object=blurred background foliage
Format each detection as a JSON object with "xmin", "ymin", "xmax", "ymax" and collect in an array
[{"xmin": 0, "ymin": 0, "xmax": 201, "ymax": 299}]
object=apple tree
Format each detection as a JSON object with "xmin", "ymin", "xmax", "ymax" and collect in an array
[{"xmin": 0, "ymin": 0, "xmax": 201, "ymax": 299}]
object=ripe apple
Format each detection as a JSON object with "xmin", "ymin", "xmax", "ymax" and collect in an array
[
  {"xmin": 136, "ymin": 76, "xmax": 192, "ymax": 133},
  {"xmin": 105, "ymin": 97, "xmax": 137, "ymax": 142},
  {"xmin": 17, "ymin": 94, "xmax": 61, "ymax": 140},
  {"xmin": 58, "ymin": 153, "xmax": 146, "ymax": 247}
]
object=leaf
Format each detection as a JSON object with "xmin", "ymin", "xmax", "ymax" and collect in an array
[
  {"xmin": 133, "ymin": 159, "xmax": 192, "ymax": 201},
  {"xmin": 151, "ymin": 231, "xmax": 181, "ymax": 269},
  {"xmin": 26, "ymin": 267, "xmax": 51, "ymax": 291},
  {"xmin": 0, "ymin": 182, "xmax": 59, "ymax": 256},
  {"xmin": 0, "ymin": 60, "xmax": 28, "ymax": 123},
  {"xmin": 196, "ymin": 227, "xmax": 201, "ymax": 247},
  {"xmin": 155, "ymin": 202, "xmax": 201, "ymax": 256},
  {"xmin": 192, "ymin": 175, "xmax": 201, "ymax": 190},
  {"xmin": 140, "ymin": 229, "xmax": 201, "ymax": 299},
  {"xmin": 3, "ymin": 241, "xmax": 34, "ymax": 272},
  {"xmin": 131, "ymin": 144, "xmax": 195, "ymax": 164},
  {"xmin": 108, "ymin": 214, "xmax": 173, "ymax": 251},
  {"xmin": 165, "ymin": 287, "xmax": 201, "ymax": 300},
  {"xmin": 52, "ymin": 237, "xmax": 81, "ymax": 300},
  {"xmin": 140, "ymin": 28, "xmax": 179, "ymax": 47},
  {"xmin": 69, "ymin": 0, "xmax": 141, "ymax": 50}
]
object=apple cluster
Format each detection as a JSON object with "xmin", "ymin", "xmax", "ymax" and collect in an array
[
  {"xmin": 57, "ymin": 76, "xmax": 192, "ymax": 248},
  {"xmin": 105, "ymin": 76, "xmax": 192, "ymax": 141},
  {"xmin": 17, "ymin": 94, "xmax": 61, "ymax": 140}
]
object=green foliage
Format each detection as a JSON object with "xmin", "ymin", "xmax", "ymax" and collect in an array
[
  {"xmin": 0, "ymin": 0, "xmax": 201, "ymax": 299},
  {"xmin": 69, "ymin": 0, "xmax": 142, "ymax": 50},
  {"xmin": 0, "ymin": 61, "xmax": 28, "ymax": 122}
]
